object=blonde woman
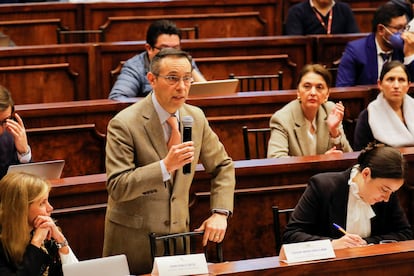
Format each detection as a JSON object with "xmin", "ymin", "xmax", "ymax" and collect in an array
[{"xmin": 0, "ymin": 172, "xmax": 78, "ymax": 275}]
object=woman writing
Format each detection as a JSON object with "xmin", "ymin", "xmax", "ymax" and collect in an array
[
  {"xmin": 354, "ymin": 60, "xmax": 414, "ymax": 150},
  {"xmin": 0, "ymin": 172, "xmax": 78, "ymax": 275},
  {"xmin": 267, "ymin": 64, "xmax": 352, "ymax": 158},
  {"xmin": 283, "ymin": 143, "xmax": 412, "ymax": 249}
]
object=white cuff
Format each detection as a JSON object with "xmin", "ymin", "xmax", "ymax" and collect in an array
[{"xmin": 17, "ymin": 145, "xmax": 31, "ymax": 163}]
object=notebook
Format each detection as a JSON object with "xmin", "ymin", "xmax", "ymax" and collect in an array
[
  {"xmin": 62, "ymin": 254, "xmax": 130, "ymax": 276},
  {"xmin": 7, "ymin": 160, "xmax": 65, "ymax": 180},
  {"xmin": 188, "ymin": 79, "xmax": 239, "ymax": 97}
]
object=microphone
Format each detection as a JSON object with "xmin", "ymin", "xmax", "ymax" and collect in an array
[{"xmin": 182, "ymin": 116, "xmax": 193, "ymax": 174}]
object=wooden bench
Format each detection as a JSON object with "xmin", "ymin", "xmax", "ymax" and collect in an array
[
  {"xmin": 0, "ymin": 44, "xmax": 97, "ymax": 104},
  {"xmin": 83, "ymin": 0, "xmax": 279, "ymax": 35},
  {"xmin": 0, "ymin": 18, "xmax": 65, "ymax": 46},
  {"xmin": 99, "ymin": 36, "xmax": 313, "ymax": 96},
  {"xmin": 99, "ymin": 12, "xmax": 267, "ymax": 41},
  {"xmin": 16, "ymin": 86, "xmax": 375, "ymax": 177}
]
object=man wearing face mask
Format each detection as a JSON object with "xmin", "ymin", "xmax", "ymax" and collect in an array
[{"xmin": 336, "ymin": 2, "xmax": 414, "ymax": 87}]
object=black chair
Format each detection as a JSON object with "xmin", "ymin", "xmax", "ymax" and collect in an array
[
  {"xmin": 272, "ymin": 206, "xmax": 295, "ymax": 254},
  {"xmin": 179, "ymin": 26, "xmax": 199, "ymax": 39},
  {"xmin": 56, "ymin": 28, "xmax": 105, "ymax": 43},
  {"xmin": 149, "ymin": 231, "xmax": 223, "ymax": 263},
  {"xmin": 229, "ymin": 71, "xmax": 283, "ymax": 92},
  {"xmin": 242, "ymin": 125, "xmax": 271, "ymax": 160}
]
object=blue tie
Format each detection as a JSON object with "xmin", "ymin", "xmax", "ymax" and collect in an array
[{"xmin": 380, "ymin": 53, "xmax": 391, "ymax": 64}]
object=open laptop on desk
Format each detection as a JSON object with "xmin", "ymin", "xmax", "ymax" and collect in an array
[
  {"xmin": 7, "ymin": 160, "xmax": 65, "ymax": 180},
  {"xmin": 62, "ymin": 254, "xmax": 130, "ymax": 276},
  {"xmin": 188, "ymin": 79, "xmax": 239, "ymax": 97}
]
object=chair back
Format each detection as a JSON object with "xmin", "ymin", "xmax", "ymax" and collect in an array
[
  {"xmin": 57, "ymin": 28, "xmax": 105, "ymax": 43},
  {"xmin": 179, "ymin": 26, "xmax": 199, "ymax": 39},
  {"xmin": 149, "ymin": 231, "xmax": 223, "ymax": 263},
  {"xmin": 229, "ymin": 71, "xmax": 283, "ymax": 92},
  {"xmin": 242, "ymin": 125, "xmax": 271, "ymax": 159},
  {"xmin": 272, "ymin": 206, "xmax": 295, "ymax": 254}
]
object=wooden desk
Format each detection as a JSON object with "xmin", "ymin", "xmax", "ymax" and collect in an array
[
  {"xmin": 206, "ymin": 240, "xmax": 414, "ymax": 275},
  {"xmin": 48, "ymin": 148, "xmax": 414, "ymax": 261}
]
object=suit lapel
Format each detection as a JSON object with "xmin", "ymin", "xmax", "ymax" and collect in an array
[
  {"xmin": 142, "ymin": 96, "xmax": 168, "ymax": 160},
  {"xmin": 366, "ymin": 34, "xmax": 379, "ymax": 83},
  {"xmin": 292, "ymin": 101, "xmax": 311, "ymax": 155}
]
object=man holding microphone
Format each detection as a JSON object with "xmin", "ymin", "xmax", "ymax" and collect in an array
[{"xmin": 103, "ymin": 48, "xmax": 235, "ymax": 275}]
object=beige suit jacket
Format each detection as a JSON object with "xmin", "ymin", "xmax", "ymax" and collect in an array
[
  {"xmin": 267, "ymin": 100, "xmax": 352, "ymax": 158},
  {"xmin": 102, "ymin": 94, "xmax": 235, "ymax": 275}
]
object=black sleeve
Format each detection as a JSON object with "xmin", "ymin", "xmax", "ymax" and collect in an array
[
  {"xmin": 353, "ymin": 109, "xmax": 374, "ymax": 151},
  {"xmin": 0, "ymin": 244, "xmax": 50, "ymax": 276}
]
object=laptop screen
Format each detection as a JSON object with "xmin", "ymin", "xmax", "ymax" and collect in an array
[
  {"xmin": 188, "ymin": 79, "xmax": 239, "ymax": 97},
  {"xmin": 62, "ymin": 255, "xmax": 130, "ymax": 276},
  {"xmin": 7, "ymin": 160, "xmax": 65, "ymax": 180}
]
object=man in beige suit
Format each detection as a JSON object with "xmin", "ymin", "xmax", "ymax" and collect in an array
[{"xmin": 103, "ymin": 48, "xmax": 235, "ymax": 275}]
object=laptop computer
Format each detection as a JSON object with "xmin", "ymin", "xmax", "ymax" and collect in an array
[
  {"xmin": 62, "ymin": 254, "xmax": 130, "ymax": 276},
  {"xmin": 188, "ymin": 79, "xmax": 239, "ymax": 97},
  {"xmin": 7, "ymin": 160, "xmax": 65, "ymax": 180}
]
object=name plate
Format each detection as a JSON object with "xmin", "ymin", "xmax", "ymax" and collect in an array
[
  {"xmin": 151, "ymin": 253, "xmax": 208, "ymax": 276},
  {"xmin": 279, "ymin": 239, "xmax": 336, "ymax": 264}
]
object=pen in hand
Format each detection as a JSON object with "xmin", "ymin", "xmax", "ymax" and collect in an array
[{"xmin": 333, "ymin": 223, "xmax": 348, "ymax": 235}]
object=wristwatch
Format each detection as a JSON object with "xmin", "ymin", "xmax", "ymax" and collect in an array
[
  {"xmin": 212, "ymin": 209, "xmax": 230, "ymax": 217},
  {"xmin": 55, "ymin": 239, "xmax": 68, "ymax": 249}
]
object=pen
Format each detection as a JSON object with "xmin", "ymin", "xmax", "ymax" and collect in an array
[{"xmin": 333, "ymin": 223, "xmax": 348, "ymax": 235}]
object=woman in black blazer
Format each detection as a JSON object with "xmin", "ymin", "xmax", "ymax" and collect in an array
[{"xmin": 283, "ymin": 143, "xmax": 412, "ymax": 249}]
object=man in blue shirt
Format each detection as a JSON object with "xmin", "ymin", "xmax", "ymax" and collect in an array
[{"xmin": 108, "ymin": 20, "xmax": 205, "ymax": 101}]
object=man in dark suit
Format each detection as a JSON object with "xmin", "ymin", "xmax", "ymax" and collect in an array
[
  {"xmin": 0, "ymin": 85, "xmax": 31, "ymax": 179},
  {"xmin": 103, "ymin": 49, "xmax": 235, "ymax": 275},
  {"xmin": 336, "ymin": 2, "xmax": 414, "ymax": 87}
]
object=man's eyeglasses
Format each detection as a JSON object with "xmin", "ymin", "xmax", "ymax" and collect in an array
[
  {"xmin": 156, "ymin": 75, "xmax": 193, "ymax": 86},
  {"xmin": 384, "ymin": 24, "xmax": 409, "ymax": 33}
]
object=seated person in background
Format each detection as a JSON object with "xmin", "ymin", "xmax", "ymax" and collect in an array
[
  {"xmin": 390, "ymin": 0, "xmax": 414, "ymax": 30},
  {"xmin": 284, "ymin": 0, "xmax": 359, "ymax": 35},
  {"xmin": 0, "ymin": 85, "xmax": 31, "ymax": 179},
  {"xmin": 283, "ymin": 143, "xmax": 412, "ymax": 249},
  {"xmin": 354, "ymin": 61, "xmax": 414, "ymax": 150},
  {"xmin": 267, "ymin": 64, "xmax": 352, "ymax": 158},
  {"xmin": 336, "ymin": 2, "xmax": 414, "ymax": 87},
  {"xmin": 108, "ymin": 19, "xmax": 205, "ymax": 101},
  {"xmin": 0, "ymin": 172, "xmax": 78, "ymax": 275}
]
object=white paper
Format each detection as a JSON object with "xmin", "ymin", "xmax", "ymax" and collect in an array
[
  {"xmin": 151, "ymin": 253, "xmax": 208, "ymax": 276},
  {"xmin": 282, "ymin": 239, "xmax": 335, "ymax": 264}
]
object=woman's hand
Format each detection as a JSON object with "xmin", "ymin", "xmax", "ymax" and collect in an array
[
  {"xmin": 331, "ymin": 233, "xmax": 367, "ymax": 249},
  {"xmin": 326, "ymin": 101, "xmax": 345, "ymax": 137}
]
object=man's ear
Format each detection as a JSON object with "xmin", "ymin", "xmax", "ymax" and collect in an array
[{"xmin": 147, "ymin": 72, "xmax": 156, "ymax": 85}]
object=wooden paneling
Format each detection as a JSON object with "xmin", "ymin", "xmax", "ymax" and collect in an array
[
  {"xmin": 194, "ymin": 54, "xmax": 296, "ymax": 89},
  {"xmin": 0, "ymin": 18, "xmax": 64, "ymax": 46},
  {"xmin": 0, "ymin": 44, "xmax": 97, "ymax": 104},
  {"xmin": 83, "ymin": 0, "xmax": 279, "ymax": 35},
  {"xmin": 100, "ymin": 12, "xmax": 267, "ymax": 41},
  {"xmin": 27, "ymin": 124, "xmax": 106, "ymax": 177},
  {"xmin": 0, "ymin": 2, "xmax": 81, "ymax": 30}
]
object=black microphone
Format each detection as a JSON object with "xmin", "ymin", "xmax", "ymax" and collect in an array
[{"xmin": 182, "ymin": 116, "xmax": 193, "ymax": 174}]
